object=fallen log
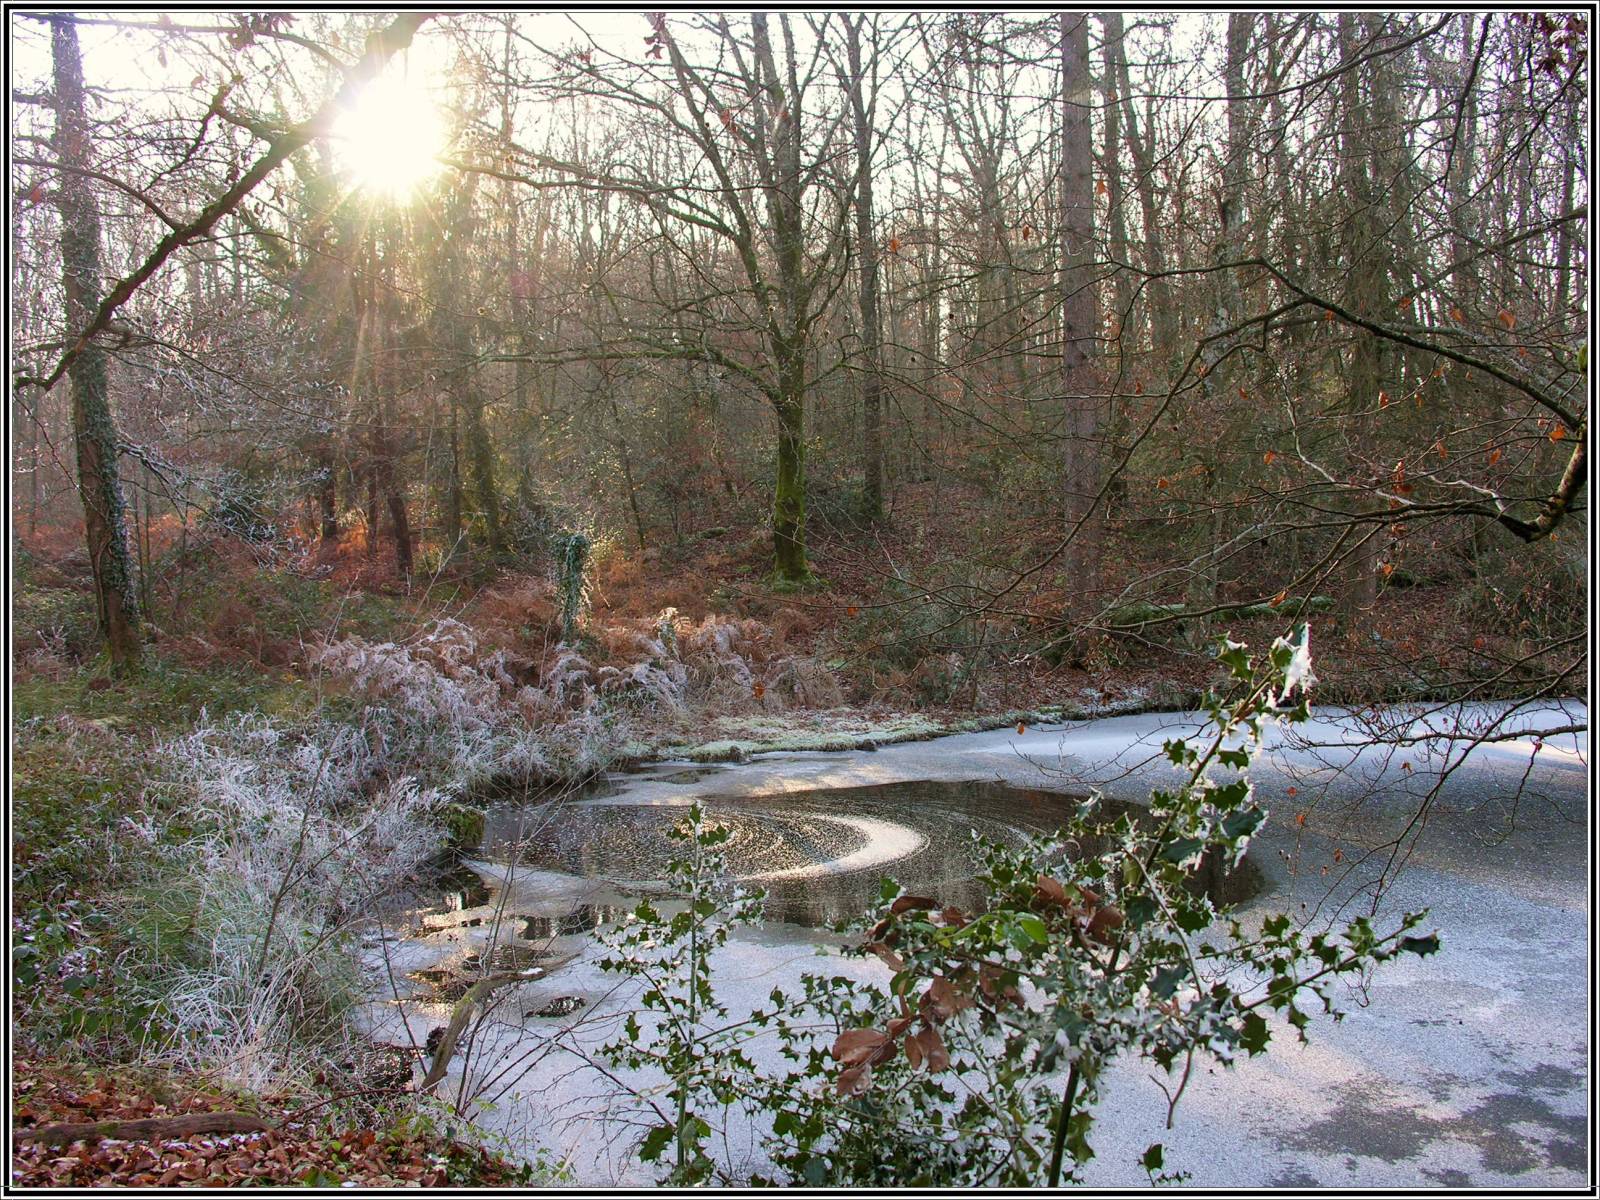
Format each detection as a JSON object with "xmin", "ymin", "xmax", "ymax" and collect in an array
[{"xmin": 13, "ymin": 1111, "xmax": 276, "ymax": 1149}]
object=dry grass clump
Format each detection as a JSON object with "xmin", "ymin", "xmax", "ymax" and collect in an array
[{"xmin": 134, "ymin": 713, "xmax": 446, "ymax": 1091}]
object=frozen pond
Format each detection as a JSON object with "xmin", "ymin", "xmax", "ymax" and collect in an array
[{"xmin": 356, "ymin": 699, "xmax": 1587, "ymax": 1188}]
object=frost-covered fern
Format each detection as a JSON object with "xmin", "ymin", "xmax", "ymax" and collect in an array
[{"xmin": 311, "ymin": 618, "xmax": 620, "ymax": 788}]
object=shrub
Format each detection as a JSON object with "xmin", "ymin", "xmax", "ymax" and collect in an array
[
  {"xmin": 833, "ymin": 580, "xmax": 991, "ymax": 705},
  {"xmin": 1452, "ymin": 537, "xmax": 1587, "ymax": 643},
  {"xmin": 14, "ymin": 558, "xmax": 100, "ymax": 668},
  {"xmin": 201, "ymin": 470, "xmax": 278, "ymax": 543}
]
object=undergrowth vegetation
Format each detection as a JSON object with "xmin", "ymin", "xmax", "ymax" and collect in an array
[
  {"xmin": 11, "ymin": 538, "xmax": 854, "ymax": 1099},
  {"xmin": 132, "ymin": 714, "xmax": 445, "ymax": 1089}
]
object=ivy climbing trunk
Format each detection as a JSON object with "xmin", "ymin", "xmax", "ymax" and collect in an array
[{"xmin": 51, "ymin": 15, "xmax": 141, "ymax": 672}]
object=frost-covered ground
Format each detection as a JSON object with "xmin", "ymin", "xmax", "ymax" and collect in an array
[{"xmin": 357, "ymin": 699, "xmax": 1588, "ymax": 1187}]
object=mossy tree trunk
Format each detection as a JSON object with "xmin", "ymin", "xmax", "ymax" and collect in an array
[
  {"xmin": 754, "ymin": 14, "xmax": 815, "ymax": 584},
  {"xmin": 51, "ymin": 15, "xmax": 141, "ymax": 672},
  {"xmin": 772, "ymin": 379, "xmax": 809, "ymax": 582},
  {"xmin": 645, "ymin": 13, "xmax": 835, "ymax": 585}
]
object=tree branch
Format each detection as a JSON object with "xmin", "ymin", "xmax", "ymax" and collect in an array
[{"xmin": 15, "ymin": 12, "xmax": 433, "ymax": 397}]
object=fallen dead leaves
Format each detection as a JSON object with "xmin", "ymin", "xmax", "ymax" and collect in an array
[
  {"xmin": 10, "ymin": 1055, "xmax": 528, "ymax": 1188},
  {"xmin": 14, "ymin": 1123, "xmax": 521, "ymax": 1188}
]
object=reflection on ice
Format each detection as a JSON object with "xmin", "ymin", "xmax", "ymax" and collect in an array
[{"xmin": 475, "ymin": 780, "xmax": 1164, "ymax": 928}]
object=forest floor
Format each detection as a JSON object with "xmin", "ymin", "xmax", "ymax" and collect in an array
[
  {"xmin": 9, "ymin": 1053, "xmax": 534, "ymax": 1187},
  {"xmin": 9, "ymin": 493, "xmax": 1573, "ymax": 1186}
]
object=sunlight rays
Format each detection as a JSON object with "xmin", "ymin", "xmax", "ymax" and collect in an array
[{"xmin": 332, "ymin": 70, "xmax": 446, "ymax": 200}]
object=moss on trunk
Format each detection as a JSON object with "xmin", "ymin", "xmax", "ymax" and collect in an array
[{"xmin": 771, "ymin": 391, "xmax": 811, "ymax": 584}]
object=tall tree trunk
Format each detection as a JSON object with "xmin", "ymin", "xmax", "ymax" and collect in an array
[
  {"xmin": 499, "ymin": 16, "xmax": 533, "ymax": 419},
  {"xmin": 365, "ymin": 466, "xmax": 379, "ymax": 558},
  {"xmin": 607, "ymin": 391, "xmax": 649, "ymax": 550},
  {"xmin": 1190, "ymin": 13, "xmax": 1255, "ymax": 607},
  {"xmin": 1058, "ymin": 13, "xmax": 1100, "ymax": 590},
  {"xmin": 13, "ymin": 189, "xmax": 43, "ymax": 538},
  {"xmin": 1113, "ymin": 41, "xmax": 1174, "ymax": 362},
  {"xmin": 1098, "ymin": 13, "xmax": 1134, "ymax": 363},
  {"xmin": 464, "ymin": 387, "xmax": 503, "ymax": 553},
  {"xmin": 1447, "ymin": 15, "xmax": 1484, "ymax": 316},
  {"xmin": 772, "ymin": 381, "xmax": 809, "ymax": 582},
  {"xmin": 752, "ymin": 13, "xmax": 814, "ymax": 583},
  {"xmin": 1098, "ymin": 12, "xmax": 1134, "ymax": 515},
  {"xmin": 1553, "ymin": 93, "xmax": 1578, "ymax": 333},
  {"xmin": 51, "ymin": 15, "xmax": 141, "ymax": 671},
  {"xmin": 379, "ymin": 308, "xmax": 411, "ymax": 581},
  {"xmin": 1339, "ymin": 13, "xmax": 1393, "ymax": 609},
  {"xmin": 443, "ymin": 392, "xmax": 463, "ymax": 554},
  {"xmin": 388, "ymin": 488, "xmax": 413, "ymax": 580},
  {"xmin": 844, "ymin": 15, "xmax": 885, "ymax": 521}
]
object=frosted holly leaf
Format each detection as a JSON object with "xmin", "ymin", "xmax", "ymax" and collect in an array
[{"xmin": 1267, "ymin": 623, "xmax": 1316, "ymax": 710}]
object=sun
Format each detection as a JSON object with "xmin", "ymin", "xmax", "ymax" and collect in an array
[{"xmin": 332, "ymin": 71, "xmax": 446, "ymax": 199}]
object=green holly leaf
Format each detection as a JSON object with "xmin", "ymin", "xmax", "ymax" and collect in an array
[
  {"xmin": 1162, "ymin": 837, "xmax": 1204, "ymax": 865},
  {"xmin": 1216, "ymin": 640, "xmax": 1252, "ymax": 678},
  {"xmin": 1221, "ymin": 806, "xmax": 1265, "ymax": 842},
  {"xmin": 1217, "ymin": 747, "xmax": 1251, "ymax": 769},
  {"xmin": 1239, "ymin": 1011, "xmax": 1270, "ymax": 1054},
  {"xmin": 1015, "ymin": 913, "xmax": 1049, "ymax": 945},
  {"xmin": 639, "ymin": 1124, "xmax": 673, "ymax": 1162},
  {"xmin": 1149, "ymin": 964, "xmax": 1185, "ymax": 1000},
  {"xmin": 1398, "ymin": 932, "xmax": 1440, "ymax": 957},
  {"xmin": 1125, "ymin": 894, "xmax": 1157, "ymax": 928}
]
